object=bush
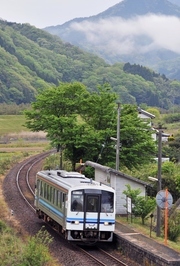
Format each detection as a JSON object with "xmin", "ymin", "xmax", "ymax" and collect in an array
[
  {"xmin": 0, "ymin": 222, "xmax": 22, "ymax": 266},
  {"xmin": 20, "ymin": 226, "xmax": 53, "ymax": 266},
  {"xmin": 163, "ymin": 113, "xmax": 180, "ymax": 123},
  {"xmin": 168, "ymin": 219, "xmax": 180, "ymax": 242}
]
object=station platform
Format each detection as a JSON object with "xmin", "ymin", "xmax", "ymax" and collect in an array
[{"xmin": 114, "ymin": 221, "xmax": 180, "ymax": 266}]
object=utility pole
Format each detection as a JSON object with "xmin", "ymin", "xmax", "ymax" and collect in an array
[
  {"xmin": 156, "ymin": 127, "xmax": 162, "ymax": 237},
  {"xmin": 116, "ymin": 102, "xmax": 120, "ymax": 171}
]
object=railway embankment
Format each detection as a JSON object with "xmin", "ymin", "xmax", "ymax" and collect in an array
[{"xmin": 114, "ymin": 222, "xmax": 180, "ymax": 266}]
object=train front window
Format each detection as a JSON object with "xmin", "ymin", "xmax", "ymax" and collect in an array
[
  {"xmin": 71, "ymin": 190, "xmax": 83, "ymax": 212},
  {"xmin": 101, "ymin": 191, "xmax": 114, "ymax": 213},
  {"xmin": 86, "ymin": 196, "xmax": 98, "ymax": 212}
]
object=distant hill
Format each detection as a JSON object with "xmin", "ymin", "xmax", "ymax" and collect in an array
[
  {"xmin": 0, "ymin": 19, "xmax": 180, "ymax": 110},
  {"xmin": 0, "ymin": 20, "xmax": 107, "ymax": 104},
  {"xmin": 44, "ymin": 0, "xmax": 180, "ymax": 80}
]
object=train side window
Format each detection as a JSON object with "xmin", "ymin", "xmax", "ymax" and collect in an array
[
  {"xmin": 47, "ymin": 185, "xmax": 50, "ymax": 201},
  {"xmin": 59, "ymin": 192, "xmax": 63, "ymax": 208},
  {"xmin": 55, "ymin": 190, "xmax": 58, "ymax": 206},
  {"xmin": 40, "ymin": 181, "xmax": 43, "ymax": 196},
  {"xmin": 44, "ymin": 183, "xmax": 47, "ymax": 199},
  {"xmin": 63, "ymin": 193, "xmax": 65, "ymax": 203},
  {"xmin": 52, "ymin": 188, "xmax": 55, "ymax": 204},
  {"xmin": 50, "ymin": 187, "xmax": 53, "ymax": 202},
  {"xmin": 57, "ymin": 191, "xmax": 61, "ymax": 208}
]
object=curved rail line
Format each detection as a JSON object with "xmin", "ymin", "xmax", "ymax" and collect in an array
[
  {"xmin": 16, "ymin": 150, "xmax": 54, "ymax": 212},
  {"xmin": 14, "ymin": 151, "xmax": 134, "ymax": 266}
]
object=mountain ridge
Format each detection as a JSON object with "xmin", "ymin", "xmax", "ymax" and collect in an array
[
  {"xmin": 44, "ymin": 0, "xmax": 180, "ymax": 80},
  {"xmin": 0, "ymin": 12, "xmax": 180, "ymax": 109}
]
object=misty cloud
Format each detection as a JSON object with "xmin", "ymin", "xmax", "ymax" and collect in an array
[{"xmin": 70, "ymin": 14, "xmax": 180, "ymax": 55}]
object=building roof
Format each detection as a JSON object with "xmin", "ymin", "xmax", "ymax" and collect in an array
[
  {"xmin": 84, "ymin": 161, "xmax": 148, "ymax": 187},
  {"xmin": 137, "ymin": 107, "xmax": 155, "ymax": 119}
]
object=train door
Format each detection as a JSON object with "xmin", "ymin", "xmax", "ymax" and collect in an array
[{"xmin": 83, "ymin": 190, "xmax": 101, "ymax": 231}]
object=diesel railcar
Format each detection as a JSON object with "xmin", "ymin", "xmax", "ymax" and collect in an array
[{"xmin": 34, "ymin": 170, "xmax": 115, "ymax": 243}]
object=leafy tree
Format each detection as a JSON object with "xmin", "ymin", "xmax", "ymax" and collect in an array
[
  {"xmin": 25, "ymin": 82, "xmax": 89, "ymax": 169},
  {"xmin": 133, "ymin": 196, "xmax": 156, "ymax": 225},
  {"xmin": 120, "ymin": 104, "xmax": 157, "ymax": 169},
  {"xmin": 80, "ymin": 87, "xmax": 156, "ymax": 169},
  {"xmin": 146, "ymin": 107, "xmax": 160, "ymax": 119},
  {"xmin": 123, "ymin": 185, "xmax": 156, "ymax": 224},
  {"xmin": 25, "ymin": 82, "xmax": 156, "ymax": 170},
  {"xmin": 123, "ymin": 184, "xmax": 141, "ymax": 203}
]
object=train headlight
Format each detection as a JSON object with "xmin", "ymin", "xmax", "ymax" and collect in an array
[
  {"xmin": 71, "ymin": 220, "xmax": 79, "ymax": 224},
  {"xmin": 104, "ymin": 222, "xmax": 109, "ymax": 226}
]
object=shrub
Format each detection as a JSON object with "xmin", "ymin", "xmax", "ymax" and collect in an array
[
  {"xmin": 20, "ymin": 226, "xmax": 53, "ymax": 266},
  {"xmin": 168, "ymin": 219, "xmax": 180, "ymax": 242}
]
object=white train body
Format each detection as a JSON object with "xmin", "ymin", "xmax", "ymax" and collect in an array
[{"xmin": 34, "ymin": 170, "xmax": 115, "ymax": 243}]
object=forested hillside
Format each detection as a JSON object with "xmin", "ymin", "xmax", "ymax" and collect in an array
[{"xmin": 0, "ymin": 20, "xmax": 180, "ymax": 110}]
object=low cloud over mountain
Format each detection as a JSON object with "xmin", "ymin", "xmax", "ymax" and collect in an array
[{"xmin": 70, "ymin": 14, "xmax": 180, "ymax": 56}]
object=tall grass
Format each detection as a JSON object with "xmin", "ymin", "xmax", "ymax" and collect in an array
[{"xmin": 0, "ymin": 222, "xmax": 59, "ymax": 266}]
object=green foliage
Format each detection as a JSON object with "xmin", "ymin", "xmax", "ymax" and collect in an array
[
  {"xmin": 146, "ymin": 107, "xmax": 160, "ymax": 119},
  {"xmin": 1, "ymin": 20, "xmax": 180, "ymax": 109},
  {"xmin": 133, "ymin": 196, "xmax": 156, "ymax": 225},
  {"xmin": 123, "ymin": 63, "xmax": 161, "ymax": 82},
  {"xmin": 0, "ymin": 223, "xmax": 55, "ymax": 266},
  {"xmin": 120, "ymin": 104, "xmax": 157, "ymax": 169},
  {"xmin": 0, "ymin": 156, "xmax": 21, "ymax": 174},
  {"xmin": 0, "ymin": 223, "xmax": 22, "ymax": 266},
  {"xmin": 25, "ymin": 82, "xmax": 156, "ymax": 170},
  {"xmin": 0, "ymin": 220, "xmax": 8, "ymax": 233},
  {"xmin": 163, "ymin": 133, "xmax": 180, "ymax": 163},
  {"xmin": 123, "ymin": 184, "xmax": 141, "ymax": 203},
  {"xmin": 167, "ymin": 211, "xmax": 180, "ymax": 242},
  {"xmin": 163, "ymin": 113, "xmax": 180, "ymax": 123},
  {"xmin": 123, "ymin": 185, "xmax": 156, "ymax": 224},
  {"xmin": 20, "ymin": 226, "xmax": 53, "ymax": 266},
  {"xmin": 125, "ymin": 160, "xmax": 180, "ymax": 202}
]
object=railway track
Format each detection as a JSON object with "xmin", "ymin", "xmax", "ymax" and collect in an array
[
  {"xmin": 15, "ymin": 150, "xmax": 54, "ymax": 211},
  {"xmin": 5, "ymin": 151, "xmax": 138, "ymax": 266},
  {"xmin": 79, "ymin": 246, "xmax": 130, "ymax": 266}
]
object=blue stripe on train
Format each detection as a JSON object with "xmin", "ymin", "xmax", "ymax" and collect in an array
[
  {"xmin": 39, "ymin": 198, "xmax": 64, "ymax": 218},
  {"xmin": 66, "ymin": 217, "xmax": 115, "ymax": 224}
]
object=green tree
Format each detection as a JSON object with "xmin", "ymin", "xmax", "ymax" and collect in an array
[
  {"xmin": 123, "ymin": 185, "xmax": 156, "ymax": 224},
  {"xmin": 133, "ymin": 196, "xmax": 156, "ymax": 225},
  {"xmin": 25, "ymin": 82, "xmax": 156, "ymax": 170},
  {"xmin": 120, "ymin": 104, "xmax": 157, "ymax": 169},
  {"xmin": 25, "ymin": 82, "xmax": 90, "ymax": 169}
]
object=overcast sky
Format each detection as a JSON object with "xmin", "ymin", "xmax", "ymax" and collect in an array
[{"xmin": 1, "ymin": 0, "xmax": 122, "ymax": 28}]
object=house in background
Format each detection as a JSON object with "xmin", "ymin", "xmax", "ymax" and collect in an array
[
  {"xmin": 137, "ymin": 107, "xmax": 155, "ymax": 127},
  {"xmin": 83, "ymin": 161, "xmax": 148, "ymax": 215},
  {"xmin": 137, "ymin": 107, "xmax": 170, "ymax": 143}
]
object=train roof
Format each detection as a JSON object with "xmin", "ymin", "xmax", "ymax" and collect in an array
[{"xmin": 37, "ymin": 170, "xmax": 115, "ymax": 192}]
